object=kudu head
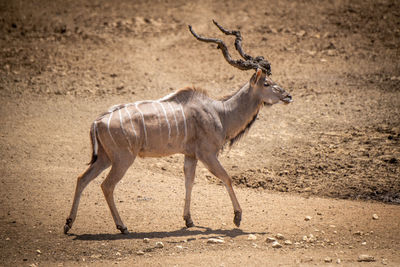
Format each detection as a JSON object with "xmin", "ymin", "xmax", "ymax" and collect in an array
[{"xmin": 188, "ymin": 20, "xmax": 292, "ymax": 105}]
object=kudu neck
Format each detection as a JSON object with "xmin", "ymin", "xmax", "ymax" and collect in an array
[{"xmin": 220, "ymin": 82, "xmax": 263, "ymax": 142}]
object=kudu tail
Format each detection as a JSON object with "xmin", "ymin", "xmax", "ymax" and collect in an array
[{"xmin": 88, "ymin": 122, "xmax": 99, "ymax": 165}]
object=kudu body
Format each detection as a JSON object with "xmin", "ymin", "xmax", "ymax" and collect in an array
[{"xmin": 64, "ymin": 21, "xmax": 292, "ymax": 234}]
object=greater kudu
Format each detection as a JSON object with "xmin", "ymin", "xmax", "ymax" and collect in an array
[{"xmin": 64, "ymin": 20, "xmax": 292, "ymax": 234}]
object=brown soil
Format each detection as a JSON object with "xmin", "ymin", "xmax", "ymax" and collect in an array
[{"xmin": 1, "ymin": 0, "xmax": 399, "ymax": 266}]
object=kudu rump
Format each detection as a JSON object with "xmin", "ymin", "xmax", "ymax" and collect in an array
[{"xmin": 64, "ymin": 21, "xmax": 292, "ymax": 234}]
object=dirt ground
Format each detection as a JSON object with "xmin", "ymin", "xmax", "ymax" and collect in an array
[{"xmin": 1, "ymin": 0, "xmax": 399, "ymax": 266}]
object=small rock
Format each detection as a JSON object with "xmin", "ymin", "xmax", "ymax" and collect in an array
[
  {"xmin": 275, "ymin": 233, "xmax": 285, "ymax": 240},
  {"xmin": 176, "ymin": 245, "xmax": 183, "ymax": 249},
  {"xmin": 90, "ymin": 254, "xmax": 101, "ymax": 259},
  {"xmin": 247, "ymin": 234, "xmax": 257, "ymax": 240},
  {"xmin": 324, "ymin": 257, "xmax": 332, "ymax": 263},
  {"xmin": 306, "ymin": 51, "xmax": 316, "ymax": 56},
  {"xmin": 5, "ymin": 237, "xmax": 10, "ymax": 241},
  {"xmin": 296, "ymin": 30, "xmax": 306, "ymax": 37},
  {"xmin": 284, "ymin": 240, "xmax": 292, "ymax": 245},
  {"xmin": 327, "ymin": 50, "xmax": 336, "ymax": 56},
  {"xmin": 271, "ymin": 241, "xmax": 282, "ymax": 248},
  {"xmin": 353, "ymin": 231, "xmax": 363, "ymax": 236},
  {"xmin": 329, "ymin": 225, "xmax": 336, "ymax": 228},
  {"xmin": 143, "ymin": 238, "xmax": 150, "ymax": 243},
  {"xmin": 381, "ymin": 258, "xmax": 388, "ymax": 265},
  {"xmin": 155, "ymin": 241, "xmax": 164, "ymax": 248},
  {"xmin": 115, "ymin": 252, "xmax": 121, "ymax": 256},
  {"xmin": 207, "ymin": 238, "xmax": 224, "ymax": 244},
  {"xmin": 361, "ymin": 241, "xmax": 366, "ymax": 245},
  {"xmin": 372, "ymin": 214, "xmax": 379, "ymax": 220},
  {"xmin": 358, "ymin": 254, "xmax": 375, "ymax": 262},
  {"xmin": 36, "ymin": 250, "xmax": 41, "ymax": 254},
  {"xmin": 336, "ymin": 258, "xmax": 341, "ymax": 264},
  {"xmin": 266, "ymin": 237, "xmax": 276, "ymax": 243},
  {"xmin": 302, "ymin": 235, "xmax": 308, "ymax": 242},
  {"xmin": 136, "ymin": 250, "xmax": 145, "ymax": 255},
  {"xmin": 305, "ymin": 216, "xmax": 312, "ymax": 221}
]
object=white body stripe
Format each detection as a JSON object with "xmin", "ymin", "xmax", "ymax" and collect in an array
[
  {"xmin": 135, "ymin": 103, "xmax": 148, "ymax": 145},
  {"xmin": 118, "ymin": 109, "xmax": 133, "ymax": 153},
  {"xmin": 157, "ymin": 102, "xmax": 171, "ymax": 140},
  {"xmin": 167, "ymin": 102, "xmax": 179, "ymax": 136},
  {"xmin": 176, "ymin": 100, "xmax": 187, "ymax": 142},
  {"xmin": 107, "ymin": 112, "xmax": 118, "ymax": 146},
  {"xmin": 124, "ymin": 106, "xmax": 137, "ymax": 142},
  {"xmin": 151, "ymin": 102, "xmax": 163, "ymax": 136}
]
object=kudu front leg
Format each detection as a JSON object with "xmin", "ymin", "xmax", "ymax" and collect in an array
[
  {"xmin": 198, "ymin": 154, "xmax": 242, "ymax": 227},
  {"xmin": 183, "ymin": 155, "xmax": 198, "ymax": 228}
]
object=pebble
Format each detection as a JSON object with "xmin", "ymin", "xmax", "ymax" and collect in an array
[
  {"xmin": 284, "ymin": 240, "xmax": 292, "ymax": 245},
  {"xmin": 324, "ymin": 257, "xmax": 332, "ymax": 263},
  {"xmin": 115, "ymin": 252, "xmax": 121, "ymax": 256},
  {"xmin": 36, "ymin": 250, "xmax": 41, "ymax": 254},
  {"xmin": 143, "ymin": 238, "xmax": 150, "ymax": 243},
  {"xmin": 136, "ymin": 250, "xmax": 145, "ymax": 255},
  {"xmin": 353, "ymin": 231, "xmax": 363, "ymax": 236},
  {"xmin": 336, "ymin": 258, "xmax": 341, "ymax": 264},
  {"xmin": 361, "ymin": 241, "xmax": 366, "ymax": 245},
  {"xmin": 207, "ymin": 238, "xmax": 225, "ymax": 244},
  {"xmin": 357, "ymin": 254, "xmax": 375, "ymax": 262},
  {"xmin": 305, "ymin": 216, "xmax": 312, "ymax": 221},
  {"xmin": 296, "ymin": 30, "xmax": 306, "ymax": 37},
  {"xmin": 176, "ymin": 245, "xmax": 183, "ymax": 249},
  {"xmin": 248, "ymin": 234, "xmax": 257, "ymax": 240},
  {"xmin": 275, "ymin": 233, "xmax": 285, "ymax": 240},
  {"xmin": 372, "ymin": 214, "xmax": 379, "ymax": 220},
  {"xmin": 266, "ymin": 237, "xmax": 276, "ymax": 243},
  {"xmin": 155, "ymin": 241, "xmax": 164, "ymax": 248},
  {"xmin": 271, "ymin": 241, "xmax": 282, "ymax": 248}
]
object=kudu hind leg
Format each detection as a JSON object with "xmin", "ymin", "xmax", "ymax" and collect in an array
[
  {"xmin": 198, "ymin": 154, "xmax": 242, "ymax": 227},
  {"xmin": 64, "ymin": 151, "xmax": 110, "ymax": 234},
  {"xmin": 101, "ymin": 157, "xmax": 134, "ymax": 234},
  {"xmin": 183, "ymin": 156, "xmax": 198, "ymax": 228}
]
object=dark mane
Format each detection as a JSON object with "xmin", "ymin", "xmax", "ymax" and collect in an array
[{"xmin": 227, "ymin": 109, "xmax": 260, "ymax": 147}]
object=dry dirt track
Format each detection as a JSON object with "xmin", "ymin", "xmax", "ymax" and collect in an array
[{"xmin": 1, "ymin": 0, "xmax": 400, "ymax": 266}]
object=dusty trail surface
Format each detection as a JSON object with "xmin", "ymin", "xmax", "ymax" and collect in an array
[{"xmin": 1, "ymin": 0, "xmax": 399, "ymax": 266}]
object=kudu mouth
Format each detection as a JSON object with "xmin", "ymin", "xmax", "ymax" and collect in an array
[{"xmin": 281, "ymin": 94, "xmax": 293, "ymax": 104}]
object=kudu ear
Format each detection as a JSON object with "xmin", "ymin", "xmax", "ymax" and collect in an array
[{"xmin": 250, "ymin": 68, "xmax": 266, "ymax": 87}]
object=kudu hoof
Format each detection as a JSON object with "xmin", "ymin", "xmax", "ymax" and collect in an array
[
  {"xmin": 185, "ymin": 219, "xmax": 195, "ymax": 228},
  {"xmin": 64, "ymin": 224, "xmax": 71, "ymax": 234},
  {"xmin": 64, "ymin": 218, "xmax": 72, "ymax": 234},
  {"xmin": 234, "ymin": 211, "xmax": 242, "ymax": 227},
  {"xmin": 117, "ymin": 225, "xmax": 129, "ymax": 235}
]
